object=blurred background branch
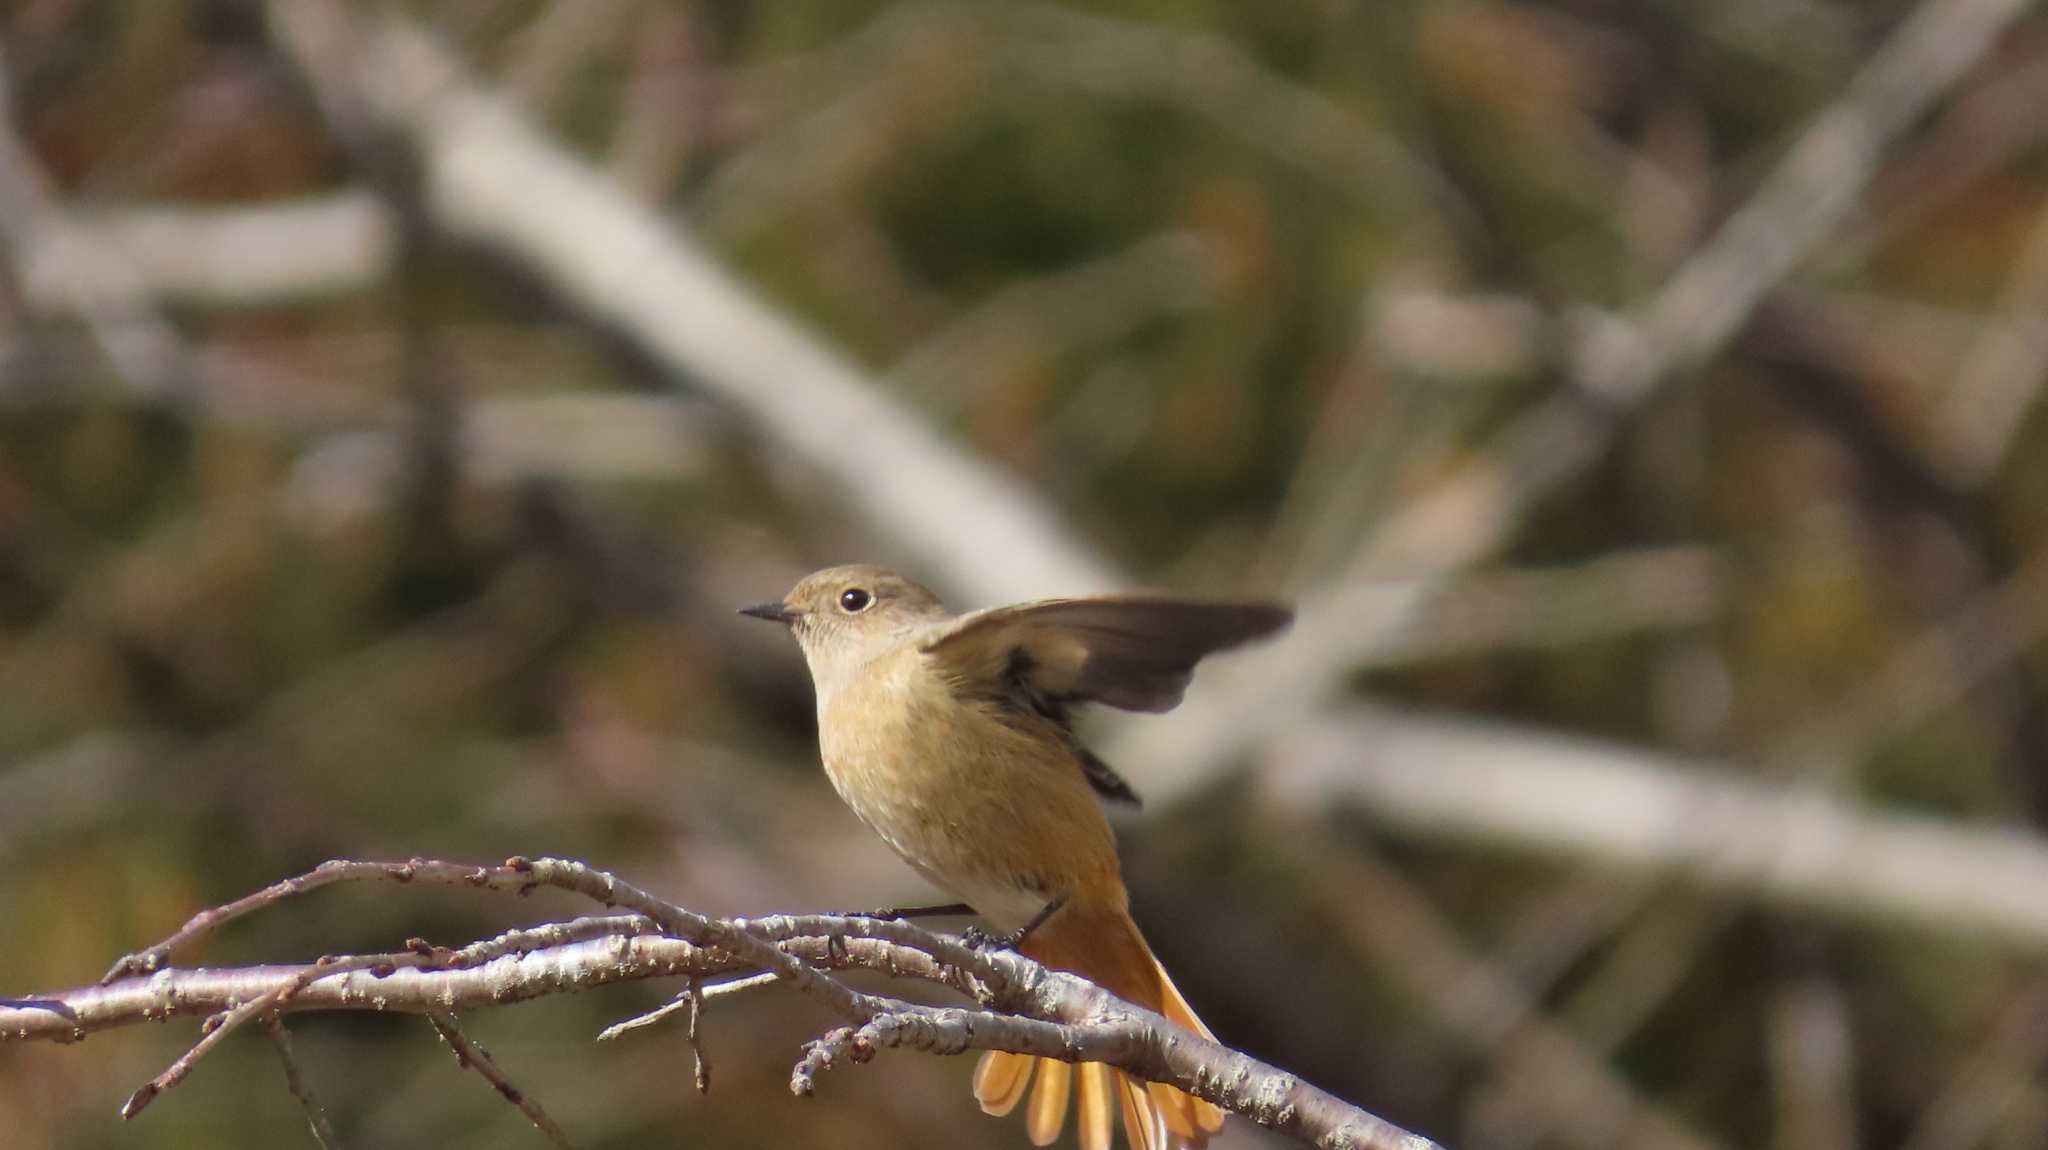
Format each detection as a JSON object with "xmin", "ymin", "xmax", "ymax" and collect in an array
[{"xmin": 4, "ymin": 0, "xmax": 2048, "ymax": 1148}]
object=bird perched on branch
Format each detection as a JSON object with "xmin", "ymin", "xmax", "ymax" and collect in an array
[{"xmin": 743, "ymin": 564, "xmax": 1291, "ymax": 1150}]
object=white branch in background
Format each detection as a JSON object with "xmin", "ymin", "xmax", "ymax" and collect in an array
[
  {"xmin": 1267, "ymin": 705, "xmax": 2048, "ymax": 949},
  {"xmin": 0, "ymin": 48, "xmax": 187, "ymax": 401},
  {"xmin": 268, "ymin": 0, "xmax": 1119, "ymax": 605},
  {"xmin": 282, "ymin": 393, "xmax": 714, "ymax": 535},
  {"xmin": 77, "ymin": 194, "xmax": 395, "ymax": 308}
]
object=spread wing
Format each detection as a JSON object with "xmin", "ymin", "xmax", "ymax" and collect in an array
[
  {"xmin": 921, "ymin": 596, "xmax": 1293, "ymax": 713},
  {"xmin": 920, "ymin": 596, "xmax": 1290, "ymax": 804}
]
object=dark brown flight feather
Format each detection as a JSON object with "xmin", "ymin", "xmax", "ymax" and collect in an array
[
  {"xmin": 924, "ymin": 597, "xmax": 1293, "ymax": 709},
  {"xmin": 923, "ymin": 596, "xmax": 1289, "ymax": 805}
]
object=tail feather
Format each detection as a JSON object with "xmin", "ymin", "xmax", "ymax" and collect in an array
[
  {"xmin": 1147, "ymin": 1079, "xmax": 1197, "ymax": 1139},
  {"xmin": 1026, "ymin": 1058, "xmax": 1072, "ymax": 1146},
  {"xmin": 1077, "ymin": 1062, "xmax": 1115, "ymax": 1150},
  {"xmin": 964, "ymin": 898, "xmax": 1221, "ymax": 1150},
  {"xmin": 1117, "ymin": 1073, "xmax": 1162, "ymax": 1150},
  {"xmin": 974, "ymin": 1049, "xmax": 1035, "ymax": 1117},
  {"xmin": 1153, "ymin": 965, "xmax": 1228, "ymax": 1136}
]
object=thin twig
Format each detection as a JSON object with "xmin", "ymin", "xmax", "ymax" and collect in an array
[
  {"xmin": 103, "ymin": 858, "xmax": 583, "ymax": 983},
  {"xmin": 595, "ymin": 971, "xmax": 714, "ymax": 1092},
  {"xmin": 685, "ymin": 976, "xmax": 710, "ymax": 1094},
  {"xmin": 595, "ymin": 989, "xmax": 697, "ymax": 1043},
  {"xmin": 429, "ymin": 1012, "xmax": 578, "ymax": 1150},
  {"xmin": 700, "ymin": 970, "xmax": 784, "ymax": 1002},
  {"xmin": 267, "ymin": 1014, "xmax": 344, "ymax": 1150}
]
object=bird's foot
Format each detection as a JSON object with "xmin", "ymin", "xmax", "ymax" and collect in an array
[
  {"xmin": 960, "ymin": 924, "xmax": 1024, "ymax": 952},
  {"xmin": 962, "ymin": 893, "xmax": 1071, "ymax": 952}
]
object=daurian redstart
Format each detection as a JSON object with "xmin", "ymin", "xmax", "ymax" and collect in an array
[{"xmin": 745, "ymin": 565, "xmax": 1290, "ymax": 1150}]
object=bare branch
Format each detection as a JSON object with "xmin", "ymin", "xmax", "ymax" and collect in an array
[
  {"xmin": 429, "ymin": 1012, "xmax": 578, "ymax": 1150},
  {"xmin": 685, "ymin": 977, "xmax": 710, "ymax": 1094},
  {"xmin": 104, "ymin": 858, "xmax": 642, "ymax": 983},
  {"xmin": 7, "ymin": 936, "xmax": 714, "ymax": 1044},
  {"xmin": 792, "ymin": 1004, "xmax": 1442, "ymax": 1150},
  {"xmin": 107, "ymin": 856, "xmax": 1004, "ymax": 1028},
  {"xmin": 267, "ymin": 1015, "xmax": 345, "ymax": 1150},
  {"xmin": 700, "ymin": 971, "xmax": 784, "ymax": 1003},
  {"xmin": 2, "ymin": 859, "xmax": 1438, "ymax": 1150},
  {"xmin": 596, "ymin": 987, "xmax": 696, "ymax": 1044}
]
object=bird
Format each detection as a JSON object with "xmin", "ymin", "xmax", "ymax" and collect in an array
[{"xmin": 742, "ymin": 564, "xmax": 1292, "ymax": 1150}]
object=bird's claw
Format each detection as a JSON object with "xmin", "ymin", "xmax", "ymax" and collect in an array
[{"xmin": 960, "ymin": 925, "xmax": 1021, "ymax": 952}]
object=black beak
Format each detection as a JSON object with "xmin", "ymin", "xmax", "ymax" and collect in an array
[{"xmin": 739, "ymin": 602, "xmax": 796, "ymax": 623}]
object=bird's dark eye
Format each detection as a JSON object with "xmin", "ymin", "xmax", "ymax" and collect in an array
[{"xmin": 838, "ymin": 588, "xmax": 873, "ymax": 613}]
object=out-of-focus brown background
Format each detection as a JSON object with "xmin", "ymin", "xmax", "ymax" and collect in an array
[{"xmin": 5, "ymin": 1, "xmax": 2048, "ymax": 1147}]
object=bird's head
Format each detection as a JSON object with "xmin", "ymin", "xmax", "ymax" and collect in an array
[{"xmin": 741, "ymin": 564, "xmax": 950, "ymax": 678}]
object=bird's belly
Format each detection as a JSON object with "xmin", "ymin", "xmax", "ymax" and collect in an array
[{"xmin": 818, "ymin": 692, "xmax": 1116, "ymax": 932}]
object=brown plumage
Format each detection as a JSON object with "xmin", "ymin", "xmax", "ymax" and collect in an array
[{"xmin": 743, "ymin": 565, "xmax": 1291, "ymax": 1150}]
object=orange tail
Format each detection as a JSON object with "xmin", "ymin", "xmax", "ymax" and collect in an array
[{"xmin": 972, "ymin": 901, "xmax": 1226, "ymax": 1150}]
